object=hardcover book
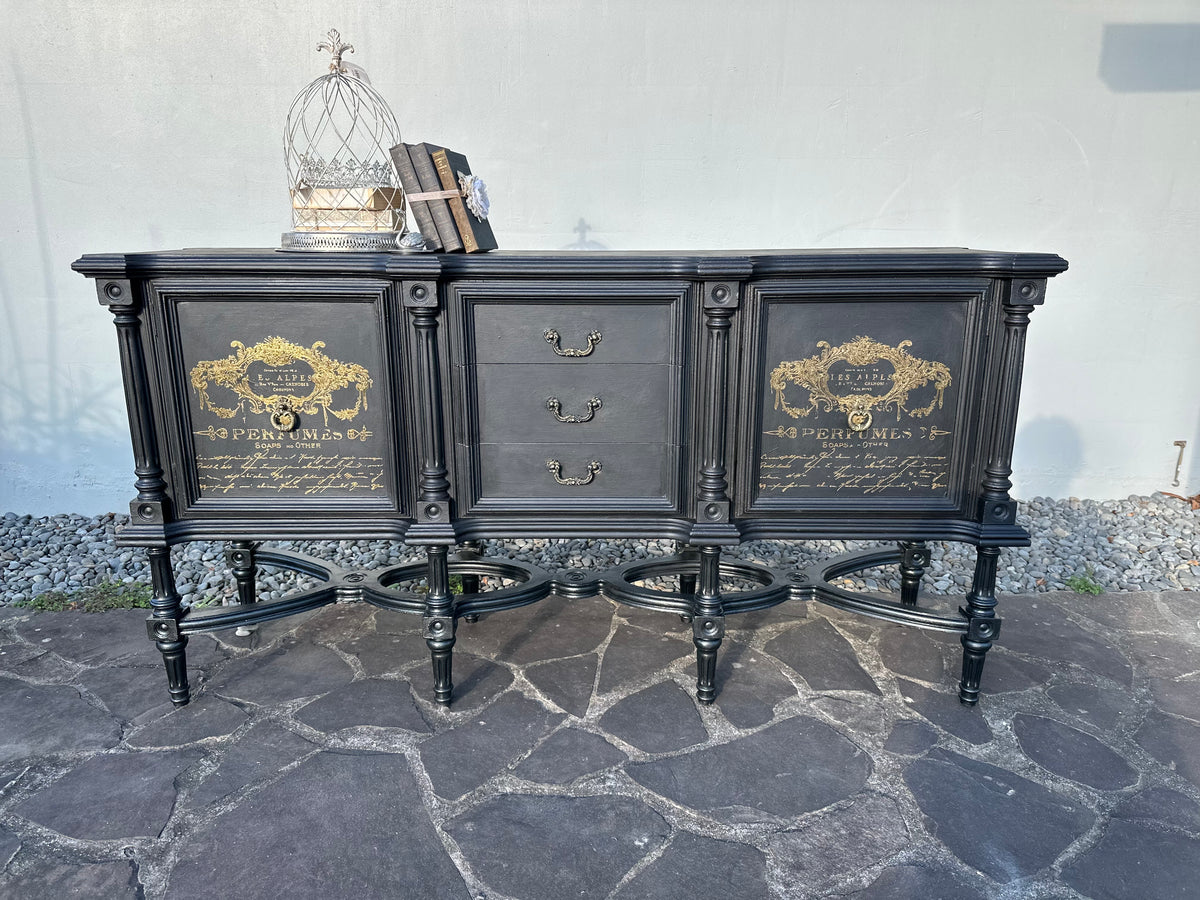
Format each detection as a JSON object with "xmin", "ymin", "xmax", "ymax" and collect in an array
[
  {"xmin": 293, "ymin": 207, "xmax": 403, "ymax": 230},
  {"xmin": 291, "ymin": 186, "xmax": 404, "ymax": 210},
  {"xmin": 413, "ymin": 142, "xmax": 464, "ymax": 252},
  {"xmin": 431, "ymin": 147, "xmax": 497, "ymax": 253},
  {"xmin": 388, "ymin": 144, "xmax": 443, "ymax": 251}
]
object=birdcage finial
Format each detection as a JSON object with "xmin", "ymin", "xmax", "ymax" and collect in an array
[{"xmin": 317, "ymin": 29, "xmax": 354, "ymax": 72}]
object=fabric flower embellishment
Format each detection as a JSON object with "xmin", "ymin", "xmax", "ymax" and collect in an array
[{"xmin": 458, "ymin": 172, "xmax": 490, "ymax": 222}]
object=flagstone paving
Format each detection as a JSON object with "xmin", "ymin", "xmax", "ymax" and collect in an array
[{"xmin": 0, "ymin": 589, "xmax": 1198, "ymax": 899}]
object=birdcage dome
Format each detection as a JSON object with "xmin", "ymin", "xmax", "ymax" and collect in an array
[{"xmin": 281, "ymin": 29, "xmax": 406, "ymax": 251}]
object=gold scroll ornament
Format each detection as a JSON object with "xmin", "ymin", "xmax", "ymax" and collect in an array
[
  {"xmin": 769, "ymin": 336, "xmax": 951, "ymax": 432},
  {"xmin": 190, "ymin": 336, "xmax": 371, "ymax": 430}
]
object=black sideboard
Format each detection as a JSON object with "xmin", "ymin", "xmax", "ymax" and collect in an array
[{"xmin": 73, "ymin": 248, "xmax": 1068, "ymax": 708}]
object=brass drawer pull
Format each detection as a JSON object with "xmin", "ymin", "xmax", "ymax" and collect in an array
[
  {"xmin": 544, "ymin": 328, "xmax": 602, "ymax": 357},
  {"xmin": 546, "ymin": 458, "xmax": 602, "ymax": 486},
  {"xmin": 546, "ymin": 396, "xmax": 602, "ymax": 424}
]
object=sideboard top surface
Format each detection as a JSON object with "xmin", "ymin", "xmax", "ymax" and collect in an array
[{"xmin": 72, "ymin": 248, "xmax": 1069, "ymax": 281}]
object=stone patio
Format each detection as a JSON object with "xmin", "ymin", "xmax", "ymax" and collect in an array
[{"xmin": 1, "ymin": 589, "xmax": 1198, "ymax": 898}]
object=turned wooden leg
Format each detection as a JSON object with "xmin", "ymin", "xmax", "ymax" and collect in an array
[
  {"xmin": 458, "ymin": 540, "xmax": 482, "ymax": 623},
  {"xmin": 899, "ymin": 540, "xmax": 929, "ymax": 606},
  {"xmin": 675, "ymin": 542, "xmax": 697, "ymax": 623},
  {"xmin": 227, "ymin": 540, "xmax": 259, "ymax": 605},
  {"xmin": 959, "ymin": 545, "xmax": 1003, "ymax": 705},
  {"xmin": 226, "ymin": 541, "xmax": 260, "ymax": 637},
  {"xmin": 692, "ymin": 546, "xmax": 725, "ymax": 704},
  {"xmin": 147, "ymin": 546, "xmax": 189, "ymax": 707},
  {"xmin": 676, "ymin": 541, "xmax": 698, "ymax": 597},
  {"xmin": 423, "ymin": 546, "xmax": 456, "ymax": 705}
]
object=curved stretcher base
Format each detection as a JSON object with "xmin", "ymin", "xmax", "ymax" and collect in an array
[{"xmin": 152, "ymin": 541, "xmax": 1000, "ymax": 708}]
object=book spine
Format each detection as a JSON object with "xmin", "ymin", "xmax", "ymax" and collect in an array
[
  {"xmin": 441, "ymin": 149, "xmax": 498, "ymax": 251},
  {"xmin": 414, "ymin": 144, "xmax": 464, "ymax": 252},
  {"xmin": 388, "ymin": 144, "xmax": 442, "ymax": 251},
  {"xmin": 432, "ymin": 149, "xmax": 479, "ymax": 253}
]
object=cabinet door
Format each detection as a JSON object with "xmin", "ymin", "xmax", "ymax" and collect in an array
[
  {"xmin": 447, "ymin": 280, "xmax": 691, "ymax": 517},
  {"xmin": 735, "ymin": 277, "xmax": 994, "ymax": 533},
  {"xmin": 151, "ymin": 278, "xmax": 409, "ymax": 524}
]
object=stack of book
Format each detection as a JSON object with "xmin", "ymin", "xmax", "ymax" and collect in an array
[
  {"xmin": 290, "ymin": 186, "xmax": 405, "ymax": 231},
  {"xmin": 390, "ymin": 143, "xmax": 497, "ymax": 252}
]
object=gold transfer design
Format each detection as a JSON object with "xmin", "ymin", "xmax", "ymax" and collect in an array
[
  {"xmin": 769, "ymin": 336, "xmax": 951, "ymax": 433},
  {"xmin": 190, "ymin": 337, "xmax": 372, "ymax": 427}
]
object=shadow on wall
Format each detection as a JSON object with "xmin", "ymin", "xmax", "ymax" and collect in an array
[
  {"xmin": 1100, "ymin": 23, "xmax": 1200, "ymax": 92},
  {"xmin": 562, "ymin": 219, "xmax": 609, "ymax": 251},
  {"xmin": 1013, "ymin": 416, "xmax": 1084, "ymax": 500},
  {"xmin": 0, "ymin": 69, "xmax": 132, "ymax": 512},
  {"xmin": 1099, "ymin": 23, "xmax": 1199, "ymax": 495},
  {"xmin": 0, "ymin": 324, "xmax": 132, "ymax": 511}
]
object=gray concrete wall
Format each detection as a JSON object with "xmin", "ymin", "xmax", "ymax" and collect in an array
[{"xmin": 2, "ymin": 1, "xmax": 1198, "ymax": 512}]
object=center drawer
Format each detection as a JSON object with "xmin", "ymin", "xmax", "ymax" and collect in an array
[
  {"xmin": 471, "ymin": 300, "xmax": 677, "ymax": 365},
  {"xmin": 475, "ymin": 363, "xmax": 675, "ymax": 444}
]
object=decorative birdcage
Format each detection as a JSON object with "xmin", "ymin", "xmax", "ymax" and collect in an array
[{"xmin": 281, "ymin": 30, "xmax": 407, "ymax": 251}]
